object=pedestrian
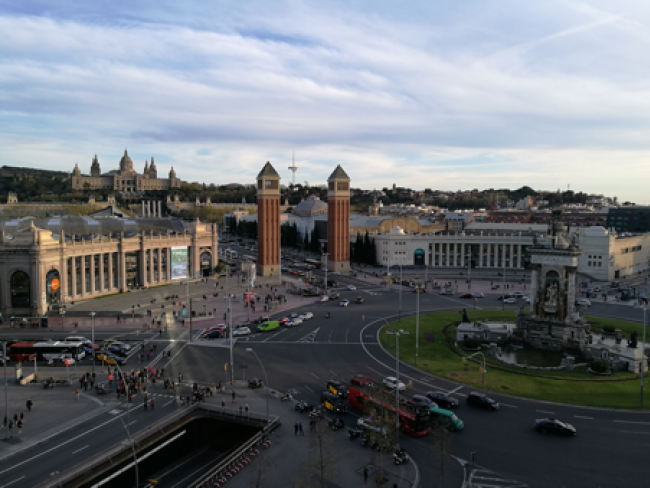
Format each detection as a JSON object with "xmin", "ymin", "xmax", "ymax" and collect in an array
[
  {"xmin": 13, "ymin": 413, "xmax": 17, "ymax": 423},
  {"xmin": 20, "ymin": 412, "xmax": 23, "ymax": 422},
  {"xmin": 239, "ymin": 406, "xmax": 243, "ymax": 416},
  {"xmin": 75, "ymin": 388, "xmax": 80, "ymax": 400},
  {"xmin": 232, "ymin": 391, "xmax": 236, "ymax": 403},
  {"xmin": 17, "ymin": 419, "xmax": 22, "ymax": 434},
  {"xmin": 150, "ymin": 398, "xmax": 154, "ymax": 410},
  {"xmin": 222, "ymin": 399, "xmax": 225, "ymax": 412},
  {"xmin": 178, "ymin": 372, "xmax": 183, "ymax": 384},
  {"xmin": 294, "ymin": 423, "xmax": 299, "ymax": 435},
  {"xmin": 363, "ymin": 466, "xmax": 368, "ymax": 484},
  {"xmin": 245, "ymin": 404, "xmax": 249, "ymax": 416},
  {"xmin": 299, "ymin": 422, "xmax": 304, "ymax": 436},
  {"xmin": 26, "ymin": 399, "xmax": 32, "ymax": 412},
  {"xmin": 144, "ymin": 399, "xmax": 148, "ymax": 411}
]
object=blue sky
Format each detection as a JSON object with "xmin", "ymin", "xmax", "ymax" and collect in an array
[{"xmin": 1, "ymin": 1, "xmax": 649, "ymax": 202}]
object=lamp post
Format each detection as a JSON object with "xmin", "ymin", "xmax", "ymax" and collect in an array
[
  {"xmin": 114, "ymin": 363, "xmax": 139, "ymax": 487},
  {"xmin": 390, "ymin": 262, "xmax": 403, "ymax": 325},
  {"xmin": 322, "ymin": 253, "xmax": 329, "ymax": 296},
  {"xmin": 246, "ymin": 348, "xmax": 269, "ymax": 428},
  {"xmin": 640, "ymin": 305, "xmax": 648, "ymax": 407},
  {"xmin": 385, "ymin": 328, "xmax": 408, "ymax": 449},
  {"xmin": 502, "ymin": 246, "xmax": 507, "ymax": 311},
  {"xmin": 463, "ymin": 351, "xmax": 487, "ymax": 389},
  {"xmin": 415, "ymin": 286, "xmax": 420, "ymax": 365},
  {"xmin": 3, "ymin": 342, "xmax": 8, "ymax": 440},
  {"xmin": 90, "ymin": 312, "xmax": 96, "ymax": 373}
]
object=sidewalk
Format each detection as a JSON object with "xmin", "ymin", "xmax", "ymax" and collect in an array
[{"xmin": 204, "ymin": 384, "xmax": 419, "ymax": 488}]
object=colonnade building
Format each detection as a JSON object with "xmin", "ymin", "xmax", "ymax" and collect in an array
[{"xmin": 0, "ymin": 217, "xmax": 217, "ymax": 317}]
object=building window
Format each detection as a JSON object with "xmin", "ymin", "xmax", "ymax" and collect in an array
[
  {"xmin": 103, "ymin": 254, "xmax": 109, "ymax": 289},
  {"xmin": 85, "ymin": 256, "xmax": 91, "ymax": 293},
  {"xmin": 112, "ymin": 252, "xmax": 118, "ymax": 289},
  {"xmin": 10, "ymin": 271, "xmax": 30, "ymax": 308},
  {"xmin": 94, "ymin": 255, "xmax": 100, "ymax": 291}
]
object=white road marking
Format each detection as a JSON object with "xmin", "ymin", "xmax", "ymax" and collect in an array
[
  {"xmin": 613, "ymin": 420, "xmax": 650, "ymax": 425},
  {"xmin": 311, "ymin": 373, "xmax": 319, "ymax": 380},
  {"xmin": 0, "ymin": 476, "xmax": 25, "ymax": 487},
  {"xmin": 499, "ymin": 403, "xmax": 518, "ymax": 408},
  {"xmin": 163, "ymin": 400, "xmax": 174, "ymax": 407},
  {"xmin": 619, "ymin": 430, "xmax": 650, "ymax": 435},
  {"xmin": 72, "ymin": 445, "xmax": 89, "ymax": 455},
  {"xmin": 448, "ymin": 385, "xmax": 463, "ymax": 395},
  {"xmin": 574, "ymin": 415, "xmax": 593, "ymax": 420},
  {"xmin": 536, "ymin": 410, "xmax": 555, "ymax": 415},
  {"xmin": 304, "ymin": 385, "xmax": 314, "ymax": 392},
  {"xmin": 127, "ymin": 420, "xmax": 137, "ymax": 427},
  {"xmin": 330, "ymin": 370, "xmax": 337, "ymax": 376}
]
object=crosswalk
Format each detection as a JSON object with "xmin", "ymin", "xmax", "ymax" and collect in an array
[
  {"xmin": 454, "ymin": 457, "xmax": 527, "ymax": 488},
  {"xmin": 297, "ymin": 327, "xmax": 320, "ymax": 343}
]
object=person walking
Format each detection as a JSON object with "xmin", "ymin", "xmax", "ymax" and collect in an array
[
  {"xmin": 75, "ymin": 388, "xmax": 80, "ymax": 400},
  {"xmin": 232, "ymin": 391, "xmax": 236, "ymax": 403},
  {"xmin": 245, "ymin": 404, "xmax": 249, "ymax": 416},
  {"xmin": 144, "ymin": 398, "xmax": 148, "ymax": 411},
  {"xmin": 294, "ymin": 423, "xmax": 299, "ymax": 435},
  {"xmin": 299, "ymin": 422, "xmax": 304, "ymax": 436},
  {"xmin": 26, "ymin": 399, "xmax": 33, "ymax": 412},
  {"xmin": 150, "ymin": 398, "xmax": 154, "ymax": 410},
  {"xmin": 221, "ymin": 399, "xmax": 226, "ymax": 412},
  {"xmin": 363, "ymin": 466, "xmax": 368, "ymax": 484}
]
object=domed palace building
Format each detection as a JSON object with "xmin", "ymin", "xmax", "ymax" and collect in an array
[{"xmin": 71, "ymin": 150, "xmax": 181, "ymax": 195}]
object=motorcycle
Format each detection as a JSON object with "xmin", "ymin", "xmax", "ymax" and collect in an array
[
  {"xmin": 393, "ymin": 448, "xmax": 410, "ymax": 465},
  {"xmin": 248, "ymin": 378, "xmax": 264, "ymax": 389},
  {"xmin": 328, "ymin": 418, "xmax": 345, "ymax": 431},
  {"xmin": 280, "ymin": 392, "xmax": 293, "ymax": 402},
  {"xmin": 295, "ymin": 400, "xmax": 314, "ymax": 413},
  {"xmin": 348, "ymin": 427, "xmax": 363, "ymax": 440},
  {"xmin": 95, "ymin": 383, "xmax": 108, "ymax": 395},
  {"xmin": 309, "ymin": 408, "xmax": 325, "ymax": 420}
]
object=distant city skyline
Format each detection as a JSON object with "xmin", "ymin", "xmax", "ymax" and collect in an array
[{"xmin": 1, "ymin": 1, "xmax": 648, "ymax": 203}]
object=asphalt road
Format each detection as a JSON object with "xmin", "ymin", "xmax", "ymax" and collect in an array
[{"xmin": 1, "ymin": 273, "xmax": 649, "ymax": 487}]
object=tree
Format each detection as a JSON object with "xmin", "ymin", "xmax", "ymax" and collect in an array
[
  {"xmin": 432, "ymin": 422, "xmax": 453, "ymax": 487},
  {"xmin": 362, "ymin": 382, "xmax": 398, "ymax": 487},
  {"xmin": 299, "ymin": 418, "xmax": 339, "ymax": 487}
]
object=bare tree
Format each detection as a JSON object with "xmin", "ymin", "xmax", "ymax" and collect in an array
[
  {"xmin": 362, "ymin": 383, "xmax": 398, "ymax": 486},
  {"xmin": 304, "ymin": 418, "xmax": 339, "ymax": 488},
  {"xmin": 250, "ymin": 453, "xmax": 275, "ymax": 488},
  {"xmin": 432, "ymin": 422, "xmax": 453, "ymax": 488}
]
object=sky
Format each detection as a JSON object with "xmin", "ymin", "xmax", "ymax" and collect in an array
[{"xmin": 1, "ymin": 1, "xmax": 649, "ymax": 202}]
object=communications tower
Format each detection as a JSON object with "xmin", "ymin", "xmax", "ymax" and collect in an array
[{"xmin": 288, "ymin": 152, "xmax": 300, "ymax": 186}]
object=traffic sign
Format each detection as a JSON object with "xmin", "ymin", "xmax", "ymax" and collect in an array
[{"xmin": 51, "ymin": 278, "xmax": 60, "ymax": 291}]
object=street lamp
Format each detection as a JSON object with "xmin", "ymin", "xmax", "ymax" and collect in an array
[
  {"xmin": 322, "ymin": 253, "xmax": 329, "ymax": 296},
  {"xmin": 114, "ymin": 363, "xmax": 139, "ymax": 487},
  {"xmin": 246, "ymin": 348, "xmax": 269, "ymax": 428},
  {"xmin": 90, "ymin": 312, "xmax": 96, "ymax": 373},
  {"xmin": 390, "ymin": 262, "xmax": 403, "ymax": 325},
  {"xmin": 415, "ymin": 286, "xmax": 421, "ymax": 365},
  {"xmin": 640, "ymin": 304, "xmax": 648, "ymax": 407},
  {"xmin": 385, "ymin": 328, "xmax": 408, "ymax": 449}
]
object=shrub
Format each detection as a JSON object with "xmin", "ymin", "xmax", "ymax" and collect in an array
[
  {"xmin": 590, "ymin": 359, "xmax": 610, "ymax": 373},
  {"xmin": 463, "ymin": 338, "xmax": 481, "ymax": 349},
  {"xmin": 602, "ymin": 326, "xmax": 615, "ymax": 333}
]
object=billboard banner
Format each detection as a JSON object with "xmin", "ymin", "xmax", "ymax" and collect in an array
[
  {"xmin": 171, "ymin": 246, "xmax": 188, "ymax": 280},
  {"xmin": 249, "ymin": 263, "xmax": 256, "ymax": 289}
]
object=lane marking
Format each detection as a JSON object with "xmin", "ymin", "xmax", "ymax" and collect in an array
[
  {"xmin": 163, "ymin": 400, "xmax": 174, "ymax": 407},
  {"xmin": 71, "ymin": 445, "xmax": 89, "ymax": 455},
  {"xmin": 0, "ymin": 476, "xmax": 25, "ymax": 488},
  {"xmin": 304, "ymin": 385, "xmax": 314, "ymax": 392},
  {"xmin": 536, "ymin": 410, "xmax": 555, "ymax": 415},
  {"xmin": 499, "ymin": 403, "xmax": 518, "ymax": 408},
  {"xmin": 127, "ymin": 420, "xmax": 137, "ymax": 427},
  {"xmin": 619, "ymin": 430, "xmax": 650, "ymax": 435},
  {"xmin": 329, "ymin": 370, "xmax": 337, "ymax": 376},
  {"xmin": 574, "ymin": 415, "xmax": 593, "ymax": 420},
  {"xmin": 448, "ymin": 385, "xmax": 463, "ymax": 395},
  {"xmin": 613, "ymin": 420, "xmax": 650, "ymax": 425},
  {"xmin": 311, "ymin": 373, "xmax": 319, "ymax": 380}
]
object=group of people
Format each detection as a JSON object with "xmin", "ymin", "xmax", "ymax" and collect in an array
[{"xmin": 2, "ymin": 400, "xmax": 32, "ymax": 437}]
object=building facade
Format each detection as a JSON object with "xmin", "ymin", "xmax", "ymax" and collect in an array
[
  {"xmin": 71, "ymin": 150, "xmax": 181, "ymax": 193},
  {"xmin": 0, "ymin": 220, "xmax": 217, "ymax": 317},
  {"xmin": 607, "ymin": 207, "xmax": 650, "ymax": 234}
]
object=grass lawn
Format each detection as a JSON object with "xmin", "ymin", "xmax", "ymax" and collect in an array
[{"xmin": 378, "ymin": 309, "xmax": 649, "ymax": 410}]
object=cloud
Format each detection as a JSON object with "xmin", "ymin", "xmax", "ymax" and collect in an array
[{"xmin": 0, "ymin": 1, "xmax": 649, "ymax": 202}]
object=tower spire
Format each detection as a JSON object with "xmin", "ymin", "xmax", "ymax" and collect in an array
[{"xmin": 288, "ymin": 151, "xmax": 300, "ymax": 186}]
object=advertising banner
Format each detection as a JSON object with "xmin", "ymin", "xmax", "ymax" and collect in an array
[
  {"xmin": 249, "ymin": 263, "xmax": 256, "ymax": 289},
  {"xmin": 171, "ymin": 246, "xmax": 189, "ymax": 280}
]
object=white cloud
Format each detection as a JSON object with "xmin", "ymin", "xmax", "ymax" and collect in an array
[{"xmin": 0, "ymin": 1, "xmax": 649, "ymax": 202}]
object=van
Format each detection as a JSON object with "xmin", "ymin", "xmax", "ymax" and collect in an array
[
  {"xmin": 429, "ymin": 407, "xmax": 464, "ymax": 431},
  {"xmin": 320, "ymin": 391, "xmax": 347, "ymax": 414}
]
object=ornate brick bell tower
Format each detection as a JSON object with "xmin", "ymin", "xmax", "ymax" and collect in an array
[
  {"xmin": 327, "ymin": 165, "xmax": 351, "ymax": 272},
  {"xmin": 256, "ymin": 162, "xmax": 281, "ymax": 277}
]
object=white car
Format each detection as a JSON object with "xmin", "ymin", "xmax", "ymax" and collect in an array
[
  {"xmin": 65, "ymin": 336, "xmax": 91, "ymax": 343},
  {"xmin": 287, "ymin": 318, "xmax": 303, "ymax": 327},
  {"xmin": 340, "ymin": 299, "xmax": 349, "ymax": 307},
  {"xmin": 319, "ymin": 296, "xmax": 330, "ymax": 302},
  {"xmin": 472, "ymin": 292, "xmax": 485, "ymax": 298},
  {"xmin": 232, "ymin": 327, "xmax": 251, "ymax": 336},
  {"xmin": 512, "ymin": 291, "xmax": 525, "ymax": 298},
  {"xmin": 576, "ymin": 298, "xmax": 591, "ymax": 307},
  {"xmin": 503, "ymin": 297, "xmax": 517, "ymax": 304},
  {"xmin": 331, "ymin": 271, "xmax": 340, "ymax": 276},
  {"xmin": 300, "ymin": 312, "xmax": 314, "ymax": 320},
  {"xmin": 347, "ymin": 285, "xmax": 356, "ymax": 291},
  {"xmin": 383, "ymin": 376, "xmax": 406, "ymax": 391}
]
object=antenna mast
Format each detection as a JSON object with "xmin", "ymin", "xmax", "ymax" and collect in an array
[{"xmin": 288, "ymin": 151, "xmax": 300, "ymax": 186}]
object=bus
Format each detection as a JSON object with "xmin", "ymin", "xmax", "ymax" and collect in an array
[
  {"xmin": 304, "ymin": 259, "xmax": 322, "ymax": 269},
  {"xmin": 9, "ymin": 341, "xmax": 86, "ymax": 362},
  {"xmin": 348, "ymin": 375, "xmax": 431, "ymax": 437}
]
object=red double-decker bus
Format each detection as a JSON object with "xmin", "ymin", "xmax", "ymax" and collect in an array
[{"xmin": 348, "ymin": 375, "xmax": 431, "ymax": 437}]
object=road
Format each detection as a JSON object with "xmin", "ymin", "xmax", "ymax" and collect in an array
[{"xmin": 1, "ymin": 261, "xmax": 649, "ymax": 487}]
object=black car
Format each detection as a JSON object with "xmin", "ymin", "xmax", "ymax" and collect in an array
[
  {"xmin": 535, "ymin": 418, "xmax": 577, "ymax": 436},
  {"xmin": 206, "ymin": 330, "xmax": 224, "ymax": 339},
  {"xmin": 409, "ymin": 394, "xmax": 437, "ymax": 409},
  {"xmin": 466, "ymin": 392, "xmax": 499, "ymax": 410},
  {"xmin": 327, "ymin": 380, "xmax": 348, "ymax": 398},
  {"xmin": 295, "ymin": 400, "xmax": 314, "ymax": 413},
  {"xmin": 329, "ymin": 292, "xmax": 340, "ymax": 300},
  {"xmin": 426, "ymin": 391, "xmax": 459, "ymax": 409},
  {"xmin": 107, "ymin": 346, "xmax": 128, "ymax": 357}
]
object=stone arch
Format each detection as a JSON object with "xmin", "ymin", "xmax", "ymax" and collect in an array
[
  {"xmin": 414, "ymin": 248, "xmax": 425, "ymax": 266},
  {"xmin": 200, "ymin": 250, "xmax": 212, "ymax": 277},
  {"xmin": 10, "ymin": 270, "xmax": 31, "ymax": 308}
]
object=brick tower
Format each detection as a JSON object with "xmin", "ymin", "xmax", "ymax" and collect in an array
[
  {"xmin": 256, "ymin": 162, "xmax": 281, "ymax": 277},
  {"xmin": 327, "ymin": 165, "xmax": 351, "ymax": 272}
]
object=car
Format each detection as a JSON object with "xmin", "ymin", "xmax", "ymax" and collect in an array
[
  {"xmin": 535, "ymin": 418, "xmax": 577, "ymax": 436},
  {"xmin": 297, "ymin": 271, "xmax": 305, "ymax": 277},
  {"xmin": 355, "ymin": 297, "xmax": 364, "ymax": 304},
  {"xmin": 206, "ymin": 330, "xmax": 224, "ymax": 339},
  {"xmin": 295, "ymin": 400, "xmax": 315, "ymax": 413},
  {"xmin": 232, "ymin": 327, "xmax": 251, "ymax": 336},
  {"xmin": 511, "ymin": 291, "xmax": 525, "ymax": 298},
  {"xmin": 347, "ymin": 285, "xmax": 356, "ymax": 291},
  {"xmin": 107, "ymin": 346, "xmax": 129, "ymax": 357},
  {"xmin": 472, "ymin": 292, "xmax": 485, "ymax": 298},
  {"xmin": 327, "ymin": 380, "xmax": 348, "ymax": 398},
  {"xmin": 65, "ymin": 336, "xmax": 91, "ymax": 343},
  {"xmin": 96, "ymin": 353, "xmax": 125, "ymax": 366},
  {"xmin": 497, "ymin": 295, "xmax": 513, "ymax": 301},
  {"xmin": 290, "ymin": 271, "xmax": 298, "ymax": 275},
  {"xmin": 331, "ymin": 271, "xmax": 340, "ymax": 275},
  {"xmin": 102, "ymin": 340, "xmax": 131, "ymax": 351},
  {"xmin": 329, "ymin": 292, "xmax": 340, "ymax": 300},
  {"xmin": 320, "ymin": 391, "xmax": 347, "ymax": 414},
  {"xmin": 576, "ymin": 298, "xmax": 591, "ymax": 307},
  {"xmin": 430, "ymin": 407, "xmax": 465, "ymax": 431},
  {"xmin": 258, "ymin": 321, "xmax": 280, "ymax": 332},
  {"xmin": 439, "ymin": 290, "xmax": 454, "ymax": 296},
  {"xmin": 278, "ymin": 317, "xmax": 291, "ymax": 325},
  {"xmin": 340, "ymin": 299, "xmax": 349, "ymax": 307},
  {"xmin": 45, "ymin": 355, "xmax": 75, "ymax": 366},
  {"xmin": 357, "ymin": 416, "xmax": 387, "ymax": 435},
  {"xmin": 593, "ymin": 287, "xmax": 602, "ymax": 292},
  {"xmin": 466, "ymin": 392, "xmax": 499, "ymax": 410},
  {"xmin": 503, "ymin": 298, "xmax": 516, "ymax": 304},
  {"xmin": 319, "ymin": 296, "xmax": 330, "ymax": 302},
  {"xmin": 459, "ymin": 293, "xmax": 473, "ymax": 299},
  {"xmin": 409, "ymin": 394, "xmax": 437, "ymax": 408},
  {"xmin": 287, "ymin": 318, "xmax": 303, "ymax": 327},
  {"xmin": 299, "ymin": 312, "xmax": 314, "ymax": 320},
  {"xmin": 426, "ymin": 391, "xmax": 459, "ymax": 409},
  {"xmin": 383, "ymin": 376, "xmax": 406, "ymax": 391}
]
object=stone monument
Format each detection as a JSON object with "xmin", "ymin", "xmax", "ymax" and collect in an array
[{"xmin": 515, "ymin": 210, "xmax": 590, "ymax": 351}]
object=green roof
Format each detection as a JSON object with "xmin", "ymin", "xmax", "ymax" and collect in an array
[
  {"xmin": 257, "ymin": 161, "xmax": 280, "ymax": 178},
  {"xmin": 328, "ymin": 165, "xmax": 350, "ymax": 181}
]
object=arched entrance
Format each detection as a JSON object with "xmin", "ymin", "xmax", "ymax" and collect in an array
[
  {"xmin": 200, "ymin": 251, "xmax": 212, "ymax": 277},
  {"xmin": 11, "ymin": 271, "xmax": 31, "ymax": 308},
  {"xmin": 414, "ymin": 248, "xmax": 425, "ymax": 266},
  {"xmin": 46, "ymin": 269, "xmax": 61, "ymax": 305}
]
